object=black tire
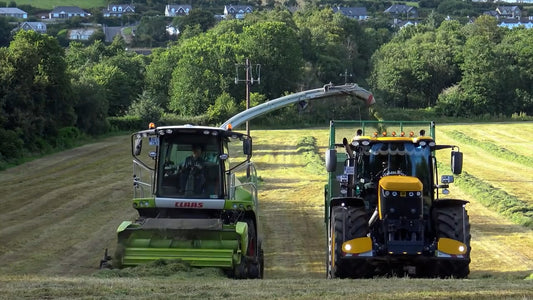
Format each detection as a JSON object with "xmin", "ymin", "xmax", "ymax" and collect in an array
[
  {"xmin": 246, "ymin": 219, "xmax": 261, "ymax": 279},
  {"xmin": 258, "ymin": 240, "xmax": 264, "ymax": 279},
  {"xmin": 433, "ymin": 204, "xmax": 471, "ymax": 278},
  {"xmin": 328, "ymin": 205, "xmax": 369, "ymax": 278}
]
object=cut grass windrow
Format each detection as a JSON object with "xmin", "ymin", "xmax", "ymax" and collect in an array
[
  {"xmin": 447, "ymin": 130, "xmax": 533, "ymax": 168},
  {"xmin": 454, "ymin": 170, "xmax": 533, "ymax": 229},
  {"xmin": 296, "ymin": 136, "xmax": 326, "ymax": 176}
]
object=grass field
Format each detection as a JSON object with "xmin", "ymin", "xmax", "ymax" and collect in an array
[
  {"xmin": 13, "ymin": 0, "xmax": 107, "ymax": 10},
  {"xmin": 0, "ymin": 122, "xmax": 531, "ymax": 298}
]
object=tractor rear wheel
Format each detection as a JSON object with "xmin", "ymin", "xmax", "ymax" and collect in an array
[
  {"xmin": 433, "ymin": 204, "xmax": 471, "ymax": 278},
  {"xmin": 328, "ymin": 205, "xmax": 369, "ymax": 278}
]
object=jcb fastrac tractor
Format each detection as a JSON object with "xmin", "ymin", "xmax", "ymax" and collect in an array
[
  {"xmin": 101, "ymin": 123, "xmax": 263, "ymax": 278},
  {"xmin": 325, "ymin": 120, "xmax": 470, "ymax": 278}
]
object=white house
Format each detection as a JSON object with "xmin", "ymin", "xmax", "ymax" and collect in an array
[
  {"xmin": 165, "ymin": 4, "xmax": 191, "ymax": 17},
  {"xmin": 103, "ymin": 4, "xmax": 135, "ymax": 17},
  {"xmin": 223, "ymin": 5, "xmax": 253, "ymax": 19},
  {"xmin": 69, "ymin": 28, "xmax": 96, "ymax": 40},
  {"xmin": 49, "ymin": 6, "xmax": 89, "ymax": 19},
  {"xmin": 0, "ymin": 7, "xmax": 27, "ymax": 19},
  {"xmin": 18, "ymin": 22, "xmax": 47, "ymax": 33},
  {"xmin": 332, "ymin": 6, "xmax": 368, "ymax": 20}
]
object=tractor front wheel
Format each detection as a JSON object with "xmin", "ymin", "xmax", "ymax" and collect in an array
[
  {"xmin": 328, "ymin": 205, "xmax": 369, "ymax": 278},
  {"xmin": 433, "ymin": 204, "xmax": 471, "ymax": 278}
]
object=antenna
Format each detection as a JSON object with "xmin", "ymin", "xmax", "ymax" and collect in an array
[{"xmin": 235, "ymin": 58, "xmax": 261, "ymax": 136}]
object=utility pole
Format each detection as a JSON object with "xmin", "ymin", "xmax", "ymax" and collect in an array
[
  {"xmin": 339, "ymin": 69, "xmax": 353, "ymax": 84},
  {"xmin": 235, "ymin": 58, "xmax": 260, "ymax": 136}
]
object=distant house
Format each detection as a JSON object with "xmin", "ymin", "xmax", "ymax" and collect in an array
[
  {"xmin": 397, "ymin": 20, "xmax": 420, "ymax": 28},
  {"xmin": 0, "ymin": 7, "xmax": 28, "ymax": 19},
  {"xmin": 384, "ymin": 4, "xmax": 418, "ymax": 19},
  {"xmin": 483, "ymin": 10, "xmax": 500, "ymax": 18},
  {"xmin": 166, "ymin": 25, "xmax": 180, "ymax": 36},
  {"xmin": 49, "ymin": 6, "xmax": 89, "ymax": 19},
  {"xmin": 499, "ymin": 17, "xmax": 533, "ymax": 28},
  {"xmin": 496, "ymin": 6, "xmax": 521, "ymax": 19},
  {"xmin": 165, "ymin": 4, "xmax": 192, "ymax": 17},
  {"xmin": 103, "ymin": 26, "xmax": 122, "ymax": 43},
  {"xmin": 332, "ymin": 6, "xmax": 368, "ymax": 20},
  {"xmin": 69, "ymin": 28, "xmax": 96, "ymax": 40},
  {"xmin": 103, "ymin": 4, "xmax": 135, "ymax": 17},
  {"xmin": 17, "ymin": 22, "xmax": 47, "ymax": 33},
  {"xmin": 223, "ymin": 5, "xmax": 253, "ymax": 19}
]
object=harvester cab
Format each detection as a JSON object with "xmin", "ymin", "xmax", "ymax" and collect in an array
[
  {"xmin": 325, "ymin": 121, "xmax": 470, "ymax": 278},
  {"xmin": 103, "ymin": 123, "xmax": 263, "ymax": 279}
]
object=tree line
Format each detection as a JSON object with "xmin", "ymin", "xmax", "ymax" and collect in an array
[{"xmin": 1, "ymin": 7, "xmax": 532, "ymax": 167}]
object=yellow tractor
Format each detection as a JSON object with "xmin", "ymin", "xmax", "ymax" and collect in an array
[{"xmin": 325, "ymin": 121, "xmax": 470, "ymax": 278}]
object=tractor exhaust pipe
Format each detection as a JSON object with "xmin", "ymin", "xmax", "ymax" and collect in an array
[{"xmin": 369, "ymin": 208, "xmax": 379, "ymax": 227}]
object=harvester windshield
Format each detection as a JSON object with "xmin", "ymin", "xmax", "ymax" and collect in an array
[{"xmin": 157, "ymin": 134, "xmax": 222, "ymax": 199}]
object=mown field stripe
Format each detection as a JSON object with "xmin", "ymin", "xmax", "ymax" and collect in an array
[
  {"xmin": 448, "ymin": 130, "xmax": 533, "ymax": 168},
  {"xmin": 454, "ymin": 170, "xmax": 533, "ymax": 229},
  {"xmin": 295, "ymin": 136, "xmax": 326, "ymax": 176}
]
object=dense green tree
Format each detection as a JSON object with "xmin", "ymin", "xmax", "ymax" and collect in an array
[
  {"xmin": 371, "ymin": 20, "xmax": 465, "ymax": 109},
  {"xmin": 462, "ymin": 14, "xmax": 503, "ymax": 43},
  {"xmin": 127, "ymin": 91, "xmax": 164, "ymax": 123},
  {"xmin": 72, "ymin": 76, "xmax": 109, "ymax": 135},
  {"xmin": 496, "ymin": 28, "xmax": 533, "ymax": 115},
  {"xmin": 239, "ymin": 21, "xmax": 303, "ymax": 99},
  {"xmin": 67, "ymin": 40, "xmax": 146, "ymax": 117},
  {"xmin": 437, "ymin": 35, "xmax": 499, "ymax": 116},
  {"xmin": 206, "ymin": 92, "xmax": 239, "ymax": 123},
  {"xmin": 169, "ymin": 30, "xmax": 240, "ymax": 116},
  {"xmin": 144, "ymin": 47, "xmax": 182, "ymax": 109},
  {"xmin": 173, "ymin": 9, "xmax": 216, "ymax": 32},
  {"xmin": 436, "ymin": 0, "xmax": 475, "ymax": 17},
  {"xmin": 0, "ymin": 17, "xmax": 14, "ymax": 47},
  {"xmin": 294, "ymin": 9, "xmax": 347, "ymax": 85},
  {"xmin": 0, "ymin": 30, "xmax": 74, "ymax": 153},
  {"xmin": 134, "ymin": 15, "xmax": 169, "ymax": 47}
]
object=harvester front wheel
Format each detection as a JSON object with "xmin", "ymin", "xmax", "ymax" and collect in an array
[
  {"xmin": 246, "ymin": 219, "xmax": 262, "ymax": 279},
  {"xmin": 433, "ymin": 204, "xmax": 471, "ymax": 278},
  {"xmin": 328, "ymin": 205, "xmax": 369, "ymax": 278}
]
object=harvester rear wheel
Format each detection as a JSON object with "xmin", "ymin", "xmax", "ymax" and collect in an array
[
  {"xmin": 433, "ymin": 204, "xmax": 471, "ymax": 278},
  {"xmin": 328, "ymin": 205, "xmax": 369, "ymax": 278}
]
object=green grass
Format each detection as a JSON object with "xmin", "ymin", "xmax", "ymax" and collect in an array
[
  {"xmin": 14, "ymin": 0, "xmax": 108, "ymax": 10},
  {"xmin": 452, "ymin": 170, "xmax": 532, "ymax": 228},
  {"xmin": 1, "ymin": 275, "xmax": 532, "ymax": 299},
  {"xmin": 1, "ymin": 124, "xmax": 532, "ymax": 298},
  {"xmin": 447, "ymin": 130, "xmax": 533, "ymax": 168},
  {"xmin": 296, "ymin": 135, "xmax": 326, "ymax": 176}
]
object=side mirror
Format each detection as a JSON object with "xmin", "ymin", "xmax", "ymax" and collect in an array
[
  {"xmin": 325, "ymin": 149, "xmax": 337, "ymax": 172},
  {"xmin": 451, "ymin": 151, "xmax": 463, "ymax": 175},
  {"xmin": 133, "ymin": 138, "xmax": 142, "ymax": 156},
  {"xmin": 243, "ymin": 138, "xmax": 252, "ymax": 156}
]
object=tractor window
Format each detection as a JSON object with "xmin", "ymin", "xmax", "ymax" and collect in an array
[
  {"xmin": 362, "ymin": 142, "xmax": 432, "ymax": 196},
  {"xmin": 157, "ymin": 134, "xmax": 222, "ymax": 199}
]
